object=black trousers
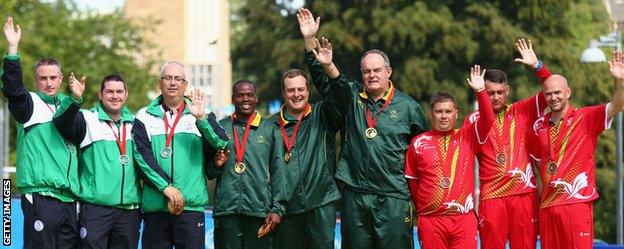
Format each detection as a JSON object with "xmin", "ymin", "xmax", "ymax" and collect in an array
[
  {"xmin": 21, "ymin": 193, "xmax": 79, "ymax": 249},
  {"xmin": 78, "ymin": 203, "xmax": 141, "ymax": 249},
  {"xmin": 142, "ymin": 211, "xmax": 205, "ymax": 249}
]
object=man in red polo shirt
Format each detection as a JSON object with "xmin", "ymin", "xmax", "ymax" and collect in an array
[
  {"xmin": 529, "ymin": 51, "xmax": 624, "ymax": 249},
  {"xmin": 463, "ymin": 39, "xmax": 551, "ymax": 249},
  {"xmin": 405, "ymin": 65, "xmax": 494, "ymax": 249}
]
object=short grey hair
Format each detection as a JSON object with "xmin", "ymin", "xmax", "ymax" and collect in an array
[
  {"xmin": 159, "ymin": 61, "xmax": 185, "ymax": 77},
  {"xmin": 360, "ymin": 49, "xmax": 391, "ymax": 69}
]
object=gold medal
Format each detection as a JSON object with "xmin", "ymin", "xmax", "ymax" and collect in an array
[
  {"xmin": 234, "ymin": 162, "xmax": 246, "ymax": 174},
  {"xmin": 547, "ymin": 162, "xmax": 558, "ymax": 174},
  {"xmin": 496, "ymin": 153, "xmax": 507, "ymax": 165},
  {"xmin": 365, "ymin": 127, "xmax": 378, "ymax": 139},
  {"xmin": 284, "ymin": 151, "xmax": 292, "ymax": 162},
  {"xmin": 438, "ymin": 176, "xmax": 451, "ymax": 189},
  {"xmin": 161, "ymin": 147, "xmax": 172, "ymax": 158}
]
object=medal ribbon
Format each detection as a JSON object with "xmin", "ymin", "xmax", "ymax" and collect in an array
[
  {"xmin": 106, "ymin": 122, "xmax": 127, "ymax": 156},
  {"xmin": 232, "ymin": 112, "xmax": 256, "ymax": 163},
  {"xmin": 365, "ymin": 87, "xmax": 395, "ymax": 129},
  {"xmin": 279, "ymin": 104, "xmax": 310, "ymax": 153},
  {"xmin": 162, "ymin": 102, "xmax": 186, "ymax": 149},
  {"xmin": 547, "ymin": 113, "xmax": 580, "ymax": 178}
]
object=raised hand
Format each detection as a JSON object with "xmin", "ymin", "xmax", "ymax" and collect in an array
[
  {"xmin": 297, "ymin": 8, "xmax": 320, "ymax": 51},
  {"xmin": 609, "ymin": 50, "xmax": 624, "ymax": 81},
  {"xmin": 312, "ymin": 37, "xmax": 333, "ymax": 66},
  {"xmin": 3, "ymin": 17, "xmax": 21, "ymax": 55},
  {"xmin": 514, "ymin": 38, "xmax": 539, "ymax": 68},
  {"xmin": 297, "ymin": 8, "xmax": 319, "ymax": 39},
  {"xmin": 69, "ymin": 72, "xmax": 86, "ymax": 100},
  {"xmin": 188, "ymin": 89, "xmax": 206, "ymax": 120},
  {"xmin": 214, "ymin": 149, "xmax": 231, "ymax": 168},
  {"xmin": 467, "ymin": 65, "xmax": 486, "ymax": 92}
]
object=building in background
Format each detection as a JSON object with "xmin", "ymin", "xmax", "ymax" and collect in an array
[{"xmin": 124, "ymin": 0, "xmax": 233, "ymax": 117}]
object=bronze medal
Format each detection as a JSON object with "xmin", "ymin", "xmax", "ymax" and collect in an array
[
  {"xmin": 438, "ymin": 176, "xmax": 451, "ymax": 189},
  {"xmin": 365, "ymin": 127, "xmax": 378, "ymax": 139},
  {"xmin": 234, "ymin": 162, "xmax": 246, "ymax": 174},
  {"xmin": 496, "ymin": 153, "xmax": 507, "ymax": 165},
  {"xmin": 284, "ymin": 151, "xmax": 292, "ymax": 162},
  {"xmin": 547, "ymin": 162, "xmax": 558, "ymax": 174}
]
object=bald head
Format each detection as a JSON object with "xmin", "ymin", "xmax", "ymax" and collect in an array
[{"xmin": 543, "ymin": 74, "xmax": 571, "ymax": 113}]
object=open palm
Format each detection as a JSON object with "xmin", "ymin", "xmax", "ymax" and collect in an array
[{"xmin": 610, "ymin": 51, "xmax": 624, "ymax": 81}]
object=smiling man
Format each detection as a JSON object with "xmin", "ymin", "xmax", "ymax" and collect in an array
[
  {"xmin": 405, "ymin": 66, "xmax": 494, "ymax": 249},
  {"xmin": 2, "ymin": 16, "xmax": 80, "ymax": 248},
  {"xmin": 529, "ymin": 51, "xmax": 624, "ymax": 249},
  {"xmin": 212, "ymin": 79, "xmax": 287, "ymax": 249},
  {"xmin": 132, "ymin": 61, "xmax": 229, "ymax": 249},
  {"xmin": 54, "ymin": 74, "xmax": 142, "ymax": 249},
  {"xmin": 271, "ymin": 69, "xmax": 344, "ymax": 249},
  {"xmin": 298, "ymin": 8, "xmax": 429, "ymax": 249}
]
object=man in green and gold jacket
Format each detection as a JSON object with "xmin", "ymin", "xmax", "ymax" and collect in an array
[
  {"xmin": 271, "ymin": 68, "xmax": 346, "ymax": 249},
  {"xmin": 212, "ymin": 79, "xmax": 287, "ymax": 249},
  {"xmin": 298, "ymin": 8, "xmax": 429, "ymax": 249}
]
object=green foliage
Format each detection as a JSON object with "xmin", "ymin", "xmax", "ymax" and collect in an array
[{"xmin": 232, "ymin": 0, "xmax": 620, "ymax": 242}]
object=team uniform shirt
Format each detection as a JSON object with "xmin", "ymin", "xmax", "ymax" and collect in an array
[
  {"xmin": 132, "ymin": 96, "xmax": 229, "ymax": 212},
  {"xmin": 1, "ymin": 54, "xmax": 79, "ymax": 201},
  {"xmin": 212, "ymin": 112, "xmax": 288, "ymax": 217},
  {"xmin": 54, "ymin": 102, "xmax": 140, "ymax": 209},
  {"xmin": 530, "ymin": 104, "xmax": 612, "ymax": 208},
  {"xmin": 463, "ymin": 65, "xmax": 551, "ymax": 201},
  {"xmin": 405, "ymin": 91, "xmax": 494, "ymax": 216}
]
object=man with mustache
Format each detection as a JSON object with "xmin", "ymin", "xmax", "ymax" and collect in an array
[
  {"xmin": 462, "ymin": 39, "xmax": 552, "ymax": 249},
  {"xmin": 529, "ymin": 51, "xmax": 624, "ymax": 249},
  {"xmin": 2, "ymin": 16, "xmax": 80, "ymax": 248},
  {"xmin": 298, "ymin": 8, "xmax": 429, "ymax": 249},
  {"xmin": 132, "ymin": 61, "xmax": 229, "ymax": 249},
  {"xmin": 211, "ymin": 79, "xmax": 287, "ymax": 249},
  {"xmin": 405, "ymin": 65, "xmax": 493, "ymax": 249},
  {"xmin": 53, "ymin": 74, "xmax": 142, "ymax": 249}
]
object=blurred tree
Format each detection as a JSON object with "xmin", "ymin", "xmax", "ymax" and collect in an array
[{"xmin": 232, "ymin": 0, "xmax": 618, "ymax": 242}]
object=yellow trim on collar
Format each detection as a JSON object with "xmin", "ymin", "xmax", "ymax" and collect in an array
[{"xmin": 359, "ymin": 81, "xmax": 395, "ymax": 101}]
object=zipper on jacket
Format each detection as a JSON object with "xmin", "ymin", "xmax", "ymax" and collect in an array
[
  {"xmin": 170, "ymin": 136, "xmax": 174, "ymax": 184},
  {"xmin": 118, "ymin": 122, "xmax": 125, "ymax": 205}
]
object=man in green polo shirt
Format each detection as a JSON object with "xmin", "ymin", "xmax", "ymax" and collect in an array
[{"xmin": 298, "ymin": 8, "xmax": 429, "ymax": 249}]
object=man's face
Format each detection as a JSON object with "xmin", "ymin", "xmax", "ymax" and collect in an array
[
  {"xmin": 232, "ymin": 83, "xmax": 258, "ymax": 117},
  {"xmin": 485, "ymin": 81, "xmax": 509, "ymax": 113},
  {"xmin": 361, "ymin": 53, "xmax": 392, "ymax": 94},
  {"xmin": 282, "ymin": 75, "xmax": 309, "ymax": 113},
  {"xmin": 430, "ymin": 101, "xmax": 458, "ymax": 132},
  {"xmin": 35, "ymin": 65, "xmax": 63, "ymax": 96},
  {"xmin": 159, "ymin": 64, "xmax": 187, "ymax": 99},
  {"xmin": 543, "ymin": 76, "xmax": 571, "ymax": 113},
  {"xmin": 98, "ymin": 80, "xmax": 128, "ymax": 114}
]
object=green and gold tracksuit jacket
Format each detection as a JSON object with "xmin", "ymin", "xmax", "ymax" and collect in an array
[
  {"xmin": 305, "ymin": 51, "xmax": 430, "ymax": 200},
  {"xmin": 54, "ymin": 102, "xmax": 141, "ymax": 209},
  {"xmin": 132, "ymin": 96, "xmax": 229, "ymax": 213},
  {"xmin": 2, "ymin": 54, "xmax": 79, "ymax": 201},
  {"xmin": 270, "ymin": 103, "xmax": 341, "ymax": 215},
  {"xmin": 212, "ymin": 113, "xmax": 287, "ymax": 218}
]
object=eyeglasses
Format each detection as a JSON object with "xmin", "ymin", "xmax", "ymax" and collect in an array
[{"xmin": 160, "ymin": 75, "xmax": 187, "ymax": 83}]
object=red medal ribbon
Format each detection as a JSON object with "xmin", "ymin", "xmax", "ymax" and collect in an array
[
  {"xmin": 106, "ymin": 122, "xmax": 127, "ymax": 156},
  {"xmin": 162, "ymin": 102, "xmax": 186, "ymax": 148},
  {"xmin": 232, "ymin": 112, "xmax": 257, "ymax": 163},
  {"xmin": 279, "ymin": 104, "xmax": 310, "ymax": 153},
  {"xmin": 365, "ymin": 87, "xmax": 395, "ymax": 129}
]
